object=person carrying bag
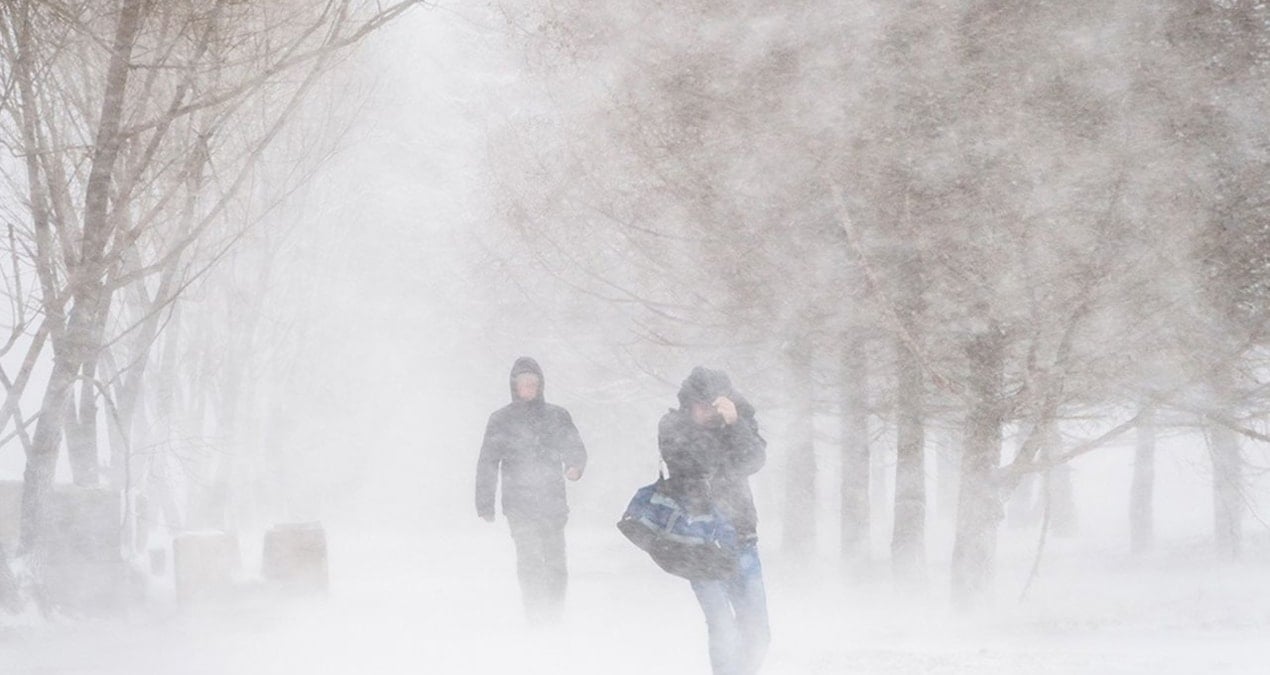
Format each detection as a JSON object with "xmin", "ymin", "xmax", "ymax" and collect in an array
[{"xmin": 618, "ymin": 366, "xmax": 770, "ymax": 675}]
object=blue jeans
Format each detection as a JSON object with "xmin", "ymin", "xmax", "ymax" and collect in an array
[{"xmin": 690, "ymin": 543, "xmax": 769, "ymax": 675}]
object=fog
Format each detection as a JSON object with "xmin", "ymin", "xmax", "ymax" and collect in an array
[{"xmin": 2, "ymin": 2, "xmax": 1269, "ymax": 673}]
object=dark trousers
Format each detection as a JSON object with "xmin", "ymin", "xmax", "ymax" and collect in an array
[{"xmin": 507, "ymin": 517, "xmax": 568, "ymax": 622}]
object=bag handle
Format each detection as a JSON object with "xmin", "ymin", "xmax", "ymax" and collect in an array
[{"xmin": 658, "ymin": 458, "xmax": 718, "ymax": 498}]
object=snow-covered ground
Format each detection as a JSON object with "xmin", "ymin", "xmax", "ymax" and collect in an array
[{"xmin": 3, "ymin": 523, "xmax": 1267, "ymax": 674}]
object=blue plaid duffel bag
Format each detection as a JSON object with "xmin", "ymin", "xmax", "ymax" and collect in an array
[{"xmin": 617, "ymin": 474, "xmax": 740, "ymax": 580}]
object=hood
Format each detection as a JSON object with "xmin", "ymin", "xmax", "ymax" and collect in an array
[
  {"xmin": 676, "ymin": 366, "xmax": 755, "ymax": 418},
  {"xmin": 509, "ymin": 356, "xmax": 545, "ymax": 403}
]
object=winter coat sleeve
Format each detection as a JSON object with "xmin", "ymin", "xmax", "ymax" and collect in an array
[
  {"xmin": 475, "ymin": 413, "xmax": 502, "ymax": 519},
  {"xmin": 722, "ymin": 411, "xmax": 766, "ymax": 477},
  {"xmin": 557, "ymin": 408, "xmax": 587, "ymax": 475}
]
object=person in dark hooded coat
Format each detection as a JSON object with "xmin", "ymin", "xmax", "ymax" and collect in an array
[
  {"xmin": 475, "ymin": 357, "xmax": 587, "ymax": 621},
  {"xmin": 660, "ymin": 366, "xmax": 769, "ymax": 675}
]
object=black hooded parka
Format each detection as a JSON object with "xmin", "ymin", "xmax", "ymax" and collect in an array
[
  {"xmin": 658, "ymin": 367, "xmax": 767, "ymax": 538},
  {"xmin": 476, "ymin": 357, "xmax": 587, "ymax": 526}
]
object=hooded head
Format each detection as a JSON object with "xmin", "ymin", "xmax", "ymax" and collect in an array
[
  {"xmin": 509, "ymin": 356, "xmax": 545, "ymax": 404},
  {"xmin": 677, "ymin": 366, "xmax": 733, "ymax": 409},
  {"xmin": 676, "ymin": 366, "xmax": 755, "ymax": 426}
]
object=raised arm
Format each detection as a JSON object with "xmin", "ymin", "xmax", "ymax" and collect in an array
[{"xmin": 723, "ymin": 409, "xmax": 766, "ymax": 476}]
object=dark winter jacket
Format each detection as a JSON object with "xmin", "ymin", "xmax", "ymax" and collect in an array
[
  {"xmin": 659, "ymin": 367, "xmax": 766, "ymax": 538},
  {"xmin": 476, "ymin": 357, "xmax": 587, "ymax": 525}
]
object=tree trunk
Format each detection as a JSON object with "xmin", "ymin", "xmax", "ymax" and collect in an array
[
  {"xmin": 70, "ymin": 288, "xmax": 113, "ymax": 486},
  {"xmin": 103, "ymin": 347, "xmax": 131, "ymax": 491},
  {"xmin": 0, "ymin": 542, "xmax": 18, "ymax": 612},
  {"xmin": 191, "ymin": 343, "xmax": 244, "ymax": 531},
  {"xmin": 840, "ymin": 336, "xmax": 870, "ymax": 571},
  {"xmin": 1042, "ymin": 425, "xmax": 1077, "ymax": 537},
  {"xmin": 890, "ymin": 237, "xmax": 926, "ymax": 584},
  {"xmin": 1129, "ymin": 406, "xmax": 1155, "ymax": 553},
  {"xmin": 149, "ymin": 322, "xmax": 186, "ymax": 535},
  {"xmin": 951, "ymin": 327, "xmax": 1005, "ymax": 608},
  {"xmin": 22, "ymin": 294, "xmax": 106, "ymax": 549},
  {"xmin": 871, "ymin": 439, "xmax": 891, "ymax": 543},
  {"xmin": 183, "ymin": 339, "xmax": 214, "ymax": 530},
  {"xmin": 1210, "ymin": 424, "xmax": 1242, "ymax": 559},
  {"xmin": 891, "ymin": 335, "xmax": 926, "ymax": 584},
  {"xmin": 18, "ymin": 0, "xmax": 146, "ymax": 553},
  {"xmin": 66, "ymin": 359, "xmax": 102, "ymax": 487},
  {"xmin": 1006, "ymin": 470, "xmax": 1037, "ymax": 529},
  {"xmin": 1044, "ymin": 460, "xmax": 1077, "ymax": 537},
  {"xmin": 20, "ymin": 354, "xmax": 77, "ymax": 550},
  {"xmin": 936, "ymin": 435, "xmax": 959, "ymax": 524},
  {"xmin": 12, "ymin": 0, "xmax": 69, "ymax": 554},
  {"xmin": 782, "ymin": 349, "xmax": 817, "ymax": 556}
]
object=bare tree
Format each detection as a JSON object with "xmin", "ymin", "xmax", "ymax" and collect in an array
[
  {"xmin": 488, "ymin": 0, "xmax": 1269, "ymax": 605},
  {"xmin": 0, "ymin": 0, "xmax": 419, "ymax": 562}
]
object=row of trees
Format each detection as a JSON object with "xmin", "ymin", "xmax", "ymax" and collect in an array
[
  {"xmin": 0, "ymin": 0, "xmax": 417, "ymax": 607},
  {"xmin": 483, "ymin": 0, "xmax": 1269, "ymax": 604}
]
